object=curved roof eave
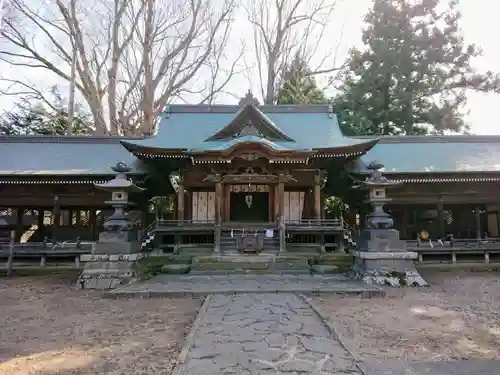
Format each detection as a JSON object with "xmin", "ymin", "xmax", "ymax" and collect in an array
[
  {"xmin": 313, "ymin": 138, "xmax": 379, "ymax": 155},
  {"xmin": 120, "ymin": 140, "xmax": 187, "ymax": 154},
  {"xmin": 186, "ymin": 139, "xmax": 311, "ymax": 155}
]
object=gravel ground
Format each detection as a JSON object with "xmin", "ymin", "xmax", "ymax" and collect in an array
[
  {"xmin": 313, "ymin": 270, "xmax": 500, "ymax": 363},
  {"xmin": 0, "ymin": 275, "xmax": 201, "ymax": 375}
]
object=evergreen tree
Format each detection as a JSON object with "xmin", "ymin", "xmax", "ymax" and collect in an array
[
  {"xmin": 0, "ymin": 87, "xmax": 93, "ymax": 136},
  {"xmin": 277, "ymin": 55, "xmax": 330, "ymax": 105},
  {"xmin": 334, "ymin": 0, "xmax": 500, "ymax": 136}
]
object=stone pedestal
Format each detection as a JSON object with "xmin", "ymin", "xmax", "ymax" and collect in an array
[
  {"xmin": 76, "ymin": 252, "xmax": 144, "ymax": 290},
  {"xmin": 76, "ymin": 226, "xmax": 144, "ymax": 290},
  {"xmin": 353, "ymin": 229, "xmax": 427, "ymax": 287},
  {"xmin": 75, "ymin": 161, "xmax": 145, "ymax": 290},
  {"xmin": 351, "ymin": 161, "xmax": 427, "ymax": 287}
]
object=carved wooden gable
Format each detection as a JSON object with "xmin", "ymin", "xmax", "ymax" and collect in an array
[{"xmin": 205, "ymin": 105, "xmax": 294, "ymax": 142}]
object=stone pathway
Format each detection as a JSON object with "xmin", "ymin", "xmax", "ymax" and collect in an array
[
  {"xmin": 108, "ymin": 274, "xmax": 384, "ymax": 298},
  {"xmin": 358, "ymin": 359, "xmax": 500, "ymax": 375},
  {"xmin": 171, "ymin": 293, "xmax": 362, "ymax": 375}
]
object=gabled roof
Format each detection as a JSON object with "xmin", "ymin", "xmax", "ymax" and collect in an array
[
  {"xmin": 205, "ymin": 104, "xmax": 294, "ymax": 142},
  {"xmin": 356, "ymin": 135, "xmax": 500, "ymax": 173},
  {"xmin": 0, "ymin": 136, "xmax": 145, "ymax": 177},
  {"xmin": 121, "ymin": 104, "xmax": 376, "ymax": 154},
  {"xmin": 188, "ymin": 135, "xmax": 306, "ymax": 153}
]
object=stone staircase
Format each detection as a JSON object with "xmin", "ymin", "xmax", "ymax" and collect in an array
[{"xmin": 220, "ymin": 228, "xmax": 280, "ymax": 255}]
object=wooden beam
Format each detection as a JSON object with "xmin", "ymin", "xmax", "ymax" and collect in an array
[
  {"xmin": 177, "ymin": 176, "xmax": 185, "ymax": 221},
  {"xmin": 214, "ymin": 181, "xmax": 222, "ymax": 253},
  {"xmin": 278, "ymin": 179, "xmax": 285, "ymax": 252},
  {"xmin": 313, "ymin": 174, "xmax": 321, "ymax": 220}
]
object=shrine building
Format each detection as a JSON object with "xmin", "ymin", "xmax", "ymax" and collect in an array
[{"xmin": 1, "ymin": 94, "xmax": 500, "ymax": 253}]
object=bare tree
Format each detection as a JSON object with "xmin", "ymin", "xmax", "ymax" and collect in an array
[
  {"xmin": 245, "ymin": 0, "xmax": 343, "ymax": 104},
  {"xmin": 0, "ymin": 0, "xmax": 239, "ymax": 135}
]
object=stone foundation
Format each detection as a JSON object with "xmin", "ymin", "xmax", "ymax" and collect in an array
[
  {"xmin": 76, "ymin": 253, "xmax": 144, "ymax": 290},
  {"xmin": 353, "ymin": 251, "xmax": 428, "ymax": 287},
  {"xmin": 353, "ymin": 229, "xmax": 428, "ymax": 287}
]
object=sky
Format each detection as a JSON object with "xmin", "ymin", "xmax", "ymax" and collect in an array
[
  {"xmin": 1, "ymin": 0, "xmax": 500, "ymax": 134},
  {"xmin": 329, "ymin": 0, "xmax": 500, "ymax": 135}
]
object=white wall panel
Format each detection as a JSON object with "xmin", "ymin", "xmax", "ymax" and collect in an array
[{"xmin": 192, "ymin": 192, "xmax": 215, "ymax": 222}]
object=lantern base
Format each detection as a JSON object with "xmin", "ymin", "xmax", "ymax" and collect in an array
[
  {"xmin": 76, "ymin": 227, "xmax": 142, "ymax": 289},
  {"xmin": 352, "ymin": 228, "xmax": 428, "ymax": 287},
  {"xmin": 76, "ymin": 253, "xmax": 144, "ymax": 290}
]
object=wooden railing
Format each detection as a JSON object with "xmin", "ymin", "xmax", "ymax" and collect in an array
[
  {"xmin": 155, "ymin": 219, "xmax": 216, "ymax": 230},
  {"xmin": 408, "ymin": 237, "xmax": 500, "ymax": 266},
  {"xmin": 407, "ymin": 237, "xmax": 500, "ymax": 250},
  {"xmin": 0, "ymin": 240, "xmax": 94, "ymax": 271},
  {"xmin": 0, "ymin": 241, "xmax": 94, "ymax": 252},
  {"xmin": 285, "ymin": 218, "xmax": 343, "ymax": 228}
]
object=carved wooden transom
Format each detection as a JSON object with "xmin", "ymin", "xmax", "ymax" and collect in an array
[
  {"xmin": 236, "ymin": 122, "xmax": 263, "ymax": 137},
  {"xmin": 236, "ymin": 152, "xmax": 262, "ymax": 161}
]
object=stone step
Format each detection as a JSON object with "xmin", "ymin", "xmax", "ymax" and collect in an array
[
  {"xmin": 189, "ymin": 269, "xmax": 312, "ymax": 275},
  {"xmin": 220, "ymin": 249, "xmax": 280, "ymax": 256},
  {"xmin": 190, "ymin": 254, "xmax": 312, "ymax": 273}
]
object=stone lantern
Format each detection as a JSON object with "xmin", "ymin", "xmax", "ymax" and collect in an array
[
  {"xmin": 94, "ymin": 162, "xmax": 143, "ymax": 245},
  {"xmin": 364, "ymin": 162, "xmax": 401, "ymax": 230},
  {"xmin": 353, "ymin": 162, "xmax": 427, "ymax": 287},
  {"xmin": 76, "ymin": 162, "xmax": 146, "ymax": 290}
]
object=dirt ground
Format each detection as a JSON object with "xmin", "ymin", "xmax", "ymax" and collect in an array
[
  {"xmin": 0, "ymin": 275, "xmax": 201, "ymax": 375},
  {"xmin": 313, "ymin": 270, "xmax": 500, "ymax": 363}
]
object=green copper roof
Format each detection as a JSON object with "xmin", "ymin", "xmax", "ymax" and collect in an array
[
  {"xmin": 0, "ymin": 136, "xmax": 145, "ymax": 176},
  {"xmin": 121, "ymin": 104, "xmax": 372, "ymax": 151},
  {"xmin": 189, "ymin": 135, "xmax": 307, "ymax": 152},
  {"xmin": 359, "ymin": 135, "xmax": 500, "ymax": 173}
]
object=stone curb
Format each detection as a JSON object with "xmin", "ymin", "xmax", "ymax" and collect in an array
[
  {"xmin": 104, "ymin": 288, "xmax": 386, "ymax": 299},
  {"xmin": 299, "ymin": 294, "xmax": 369, "ymax": 375},
  {"xmin": 170, "ymin": 294, "xmax": 213, "ymax": 375}
]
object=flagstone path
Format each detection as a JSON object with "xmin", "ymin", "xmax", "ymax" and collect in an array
[
  {"xmin": 108, "ymin": 274, "xmax": 384, "ymax": 298},
  {"xmin": 170, "ymin": 293, "xmax": 362, "ymax": 375}
]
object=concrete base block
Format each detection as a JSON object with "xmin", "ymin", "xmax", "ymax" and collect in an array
[
  {"xmin": 92, "ymin": 242, "xmax": 140, "ymax": 254},
  {"xmin": 76, "ymin": 252, "xmax": 142, "ymax": 290},
  {"xmin": 358, "ymin": 269, "xmax": 428, "ymax": 287},
  {"xmin": 160, "ymin": 264, "xmax": 191, "ymax": 274},
  {"xmin": 353, "ymin": 231, "xmax": 428, "ymax": 287},
  {"xmin": 311, "ymin": 265, "xmax": 339, "ymax": 274}
]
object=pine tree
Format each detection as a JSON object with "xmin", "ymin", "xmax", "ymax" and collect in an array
[
  {"xmin": 0, "ymin": 87, "xmax": 93, "ymax": 136},
  {"xmin": 277, "ymin": 55, "xmax": 329, "ymax": 105},
  {"xmin": 334, "ymin": 0, "xmax": 500, "ymax": 135}
]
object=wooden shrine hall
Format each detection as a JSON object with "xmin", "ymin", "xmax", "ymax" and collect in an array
[{"xmin": 2, "ymin": 93, "xmax": 500, "ymax": 254}]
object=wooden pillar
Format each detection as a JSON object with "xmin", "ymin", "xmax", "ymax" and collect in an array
[
  {"xmin": 401, "ymin": 207, "xmax": 409, "ymax": 240},
  {"xmin": 278, "ymin": 179, "xmax": 285, "ymax": 252},
  {"xmin": 274, "ymin": 184, "xmax": 279, "ymax": 222},
  {"xmin": 177, "ymin": 181, "xmax": 184, "ymax": 221},
  {"xmin": 15, "ymin": 207, "xmax": 24, "ymax": 242},
  {"xmin": 52, "ymin": 196, "xmax": 60, "ymax": 244},
  {"xmin": 437, "ymin": 202, "xmax": 445, "ymax": 238},
  {"xmin": 185, "ymin": 190, "xmax": 192, "ymax": 221},
  {"xmin": 37, "ymin": 208, "xmax": 44, "ymax": 234},
  {"xmin": 89, "ymin": 209, "xmax": 97, "ymax": 240},
  {"xmin": 313, "ymin": 174, "xmax": 321, "ymax": 220},
  {"xmin": 214, "ymin": 181, "xmax": 222, "ymax": 253},
  {"xmin": 268, "ymin": 185, "xmax": 274, "ymax": 222},
  {"xmin": 223, "ymin": 184, "xmax": 230, "ymax": 221},
  {"xmin": 476, "ymin": 206, "xmax": 482, "ymax": 239}
]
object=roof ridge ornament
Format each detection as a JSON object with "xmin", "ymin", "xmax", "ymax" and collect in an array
[
  {"xmin": 111, "ymin": 161, "xmax": 132, "ymax": 174},
  {"xmin": 328, "ymin": 104, "xmax": 334, "ymax": 119},
  {"xmin": 238, "ymin": 90, "xmax": 259, "ymax": 107}
]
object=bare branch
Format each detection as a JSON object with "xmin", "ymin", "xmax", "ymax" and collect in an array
[
  {"xmin": 0, "ymin": 0, "xmax": 239, "ymax": 135},
  {"xmin": 245, "ymin": 0, "xmax": 342, "ymax": 104}
]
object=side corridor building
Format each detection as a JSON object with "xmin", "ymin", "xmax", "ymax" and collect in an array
[{"xmin": 1, "ymin": 95, "xmax": 499, "ymax": 251}]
